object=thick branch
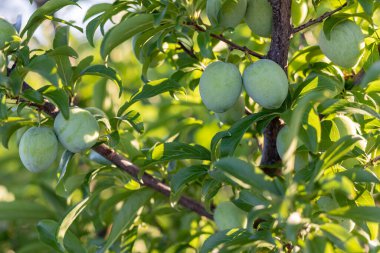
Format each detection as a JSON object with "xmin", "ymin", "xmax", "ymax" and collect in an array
[
  {"xmin": 186, "ymin": 21, "xmax": 264, "ymax": 59},
  {"xmin": 6, "ymin": 70, "xmax": 213, "ymax": 220},
  {"xmin": 292, "ymin": 3, "xmax": 347, "ymax": 34},
  {"xmin": 260, "ymin": 0, "xmax": 291, "ymax": 176}
]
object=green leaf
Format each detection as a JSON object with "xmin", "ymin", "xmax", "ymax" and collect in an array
[
  {"xmin": 86, "ymin": 15, "xmax": 102, "ymax": 47},
  {"xmin": 0, "ymin": 120, "xmax": 33, "ymax": 148},
  {"xmin": 329, "ymin": 206, "xmax": 380, "ymax": 223},
  {"xmin": 37, "ymin": 219, "xmax": 86, "ymax": 253},
  {"xmin": 212, "ymin": 112, "xmax": 278, "ymax": 157},
  {"xmin": 319, "ymin": 99, "xmax": 380, "ymax": 120},
  {"xmin": 337, "ymin": 167, "xmax": 380, "ymax": 183},
  {"xmin": 358, "ymin": 0, "xmax": 374, "ymax": 15},
  {"xmin": 99, "ymin": 188, "xmax": 154, "ymax": 252},
  {"xmin": 79, "ymin": 65, "xmax": 123, "ymax": 97},
  {"xmin": 0, "ymin": 201, "xmax": 54, "ymax": 220},
  {"xmin": 21, "ymin": 0, "xmax": 78, "ymax": 40},
  {"xmin": 212, "ymin": 157, "xmax": 279, "ymax": 194},
  {"xmin": 114, "ymin": 110, "xmax": 144, "ymax": 134},
  {"xmin": 147, "ymin": 142, "xmax": 211, "ymax": 164},
  {"xmin": 361, "ymin": 61, "xmax": 380, "ymax": 88},
  {"xmin": 57, "ymin": 197, "xmax": 90, "ymax": 250},
  {"xmin": 38, "ymin": 85, "xmax": 70, "ymax": 119},
  {"xmin": 53, "ymin": 26, "xmax": 74, "ymax": 87},
  {"xmin": 83, "ymin": 3, "xmax": 112, "ymax": 22},
  {"xmin": 27, "ymin": 55, "xmax": 58, "ymax": 86},
  {"xmin": 101, "ymin": 14, "xmax": 159, "ymax": 58},
  {"xmin": 117, "ymin": 78, "xmax": 181, "ymax": 116},
  {"xmin": 56, "ymin": 150, "xmax": 75, "ymax": 197},
  {"xmin": 320, "ymin": 223, "xmax": 362, "ymax": 252},
  {"xmin": 21, "ymin": 89, "xmax": 44, "ymax": 104},
  {"xmin": 0, "ymin": 93, "xmax": 7, "ymax": 120},
  {"xmin": 200, "ymin": 229, "xmax": 256, "ymax": 253},
  {"xmin": 170, "ymin": 165, "xmax": 208, "ymax": 194},
  {"xmin": 314, "ymin": 135, "xmax": 365, "ymax": 181}
]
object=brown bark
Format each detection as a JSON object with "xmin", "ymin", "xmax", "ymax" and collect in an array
[{"xmin": 259, "ymin": 0, "xmax": 291, "ymax": 176}]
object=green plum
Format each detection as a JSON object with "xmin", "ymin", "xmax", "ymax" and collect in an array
[
  {"xmin": 243, "ymin": 59, "xmax": 288, "ymax": 109},
  {"xmin": 19, "ymin": 126, "xmax": 58, "ymax": 173},
  {"xmin": 214, "ymin": 201, "xmax": 247, "ymax": 230},
  {"xmin": 54, "ymin": 107, "xmax": 100, "ymax": 153},
  {"xmin": 215, "ymin": 97, "xmax": 245, "ymax": 125},
  {"xmin": 245, "ymin": 0, "xmax": 272, "ymax": 37},
  {"xmin": 206, "ymin": 0, "xmax": 247, "ymax": 28},
  {"xmin": 199, "ymin": 61, "xmax": 243, "ymax": 113},
  {"xmin": 319, "ymin": 20, "xmax": 364, "ymax": 68}
]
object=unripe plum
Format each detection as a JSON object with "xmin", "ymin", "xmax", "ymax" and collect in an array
[
  {"xmin": 215, "ymin": 97, "xmax": 245, "ymax": 125},
  {"xmin": 243, "ymin": 59, "xmax": 288, "ymax": 109},
  {"xmin": 214, "ymin": 201, "xmax": 247, "ymax": 230},
  {"xmin": 54, "ymin": 107, "xmax": 100, "ymax": 153},
  {"xmin": 245, "ymin": 0, "xmax": 272, "ymax": 37},
  {"xmin": 199, "ymin": 61, "xmax": 243, "ymax": 113},
  {"xmin": 19, "ymin": 126, "xmax": 58, "ymax": 173},
  {"xmin": 319, "ymin": 20, "xmax": 364, "ymax": 68},
  {"xmin": 206, "ymin": 0, "xmax": 247, "ymax": 28}
]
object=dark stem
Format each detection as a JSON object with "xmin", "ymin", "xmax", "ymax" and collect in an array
[
  {"xmin": 291, "ymin": 3, "xmax": 347, "ymax": 34},
  {"xmin": 260, "ymin": 0, "xmax": 291, "ymax": 176},
  {"xmin": 186, "ymin": 21, "xmax": 264, "ymax": 59}
]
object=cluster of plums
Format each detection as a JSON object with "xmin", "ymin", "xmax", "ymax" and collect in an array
[
  {"xmin": 19, "ymin": 107, "xmax": 101, "ymax": 173},
  {"xmin": 199, "ymin": 59, "xmax": 289, "ymax": 123}
]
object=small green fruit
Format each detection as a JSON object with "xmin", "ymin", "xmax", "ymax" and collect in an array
[
  {"xmin": 245, "ymin": 0, "xmax": 272, "ymax": 37},
  {"xmin": 199, "ymin": 61, "xmax": 243, "ymax": 113},
  {"xmin": 214, "ymin": 202, "xmax": 247, "ymax": 230},
  {"xmin": 215, "ymin": 97, "xmax": 245, "ymax": 125},
  {"xmin": 19, "ymin": 126, "xmax": 58, "ymax": 173},
  {"xmin": 54, "ymin": 107, "xmax": 100, "ymax": 153},
  {"xmin": 89, "ymin": 150, "xmax": 112, "ymax": 165},
  {"xmin": 206, "ymin": 0, "xmax": 247, "ymax": 28},
  {"xmin": 243, "ymin": 59, "xmax": 288, "ymax": 109},
  {"xmin": 319, "ymin": 20, "xmax": 364, "ymax": 68}
]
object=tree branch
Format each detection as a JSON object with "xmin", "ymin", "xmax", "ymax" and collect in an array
[
  {"xmin": 186, "ymin": 21, "xmax": 264, "ymax": 59},
  {"xmin": 291, "ymin": 3, "xmax": 347, "ymax": 34},
  {"xmin": 6, "ymin": 69, "xmax": 213, "ymax": 220},
  {"xmin": 260, "ymin": 0, "xmax": 291, "ymax": 176}
]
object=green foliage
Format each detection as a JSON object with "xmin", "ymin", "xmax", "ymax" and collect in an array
[{"xmin": 0, "ymin": 0, "xmax": 379, "ymax": 252}]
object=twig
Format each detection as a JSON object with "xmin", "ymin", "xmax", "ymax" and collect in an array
[
  {"xmin": 178, "ymin": 41, "xmax": 198, "ymax": 60},
  {"xmin": 6, "ymin": 69, "xmax": 213, "ymax": 220},
  {"xmin": 292, "ymin": 3, "xmax": 347, "ymax": 34},
  {"xmin": 186, "ymin": 21, "xmax": 264, "ymax": 59}
]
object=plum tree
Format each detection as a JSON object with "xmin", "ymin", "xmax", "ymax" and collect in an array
[
  {"xmin": 199, "ymin": 61, "xmax": 242, "ymax": 113},
  {"xmin": 19, "ymin": 126, "xmax": 58, "ymax": 173},
  {"xmin": 319, "ymin": 20, "xmax": 364, "ymax": 68},
  {"xmin": 214, "ymin": 201, "xmax": 247, "ymax": 230},
  {"xmin": 243, "ymin": 59, "xmax": 288, "ymax": 109},
  {"xmin": 206, "ymin": 0, "xmax": 247, "ymax": 28},
  {"xmin": 245, "ymin": 0, "xmax": 272, "ymax": 37},
  {"xmin": 215, "ymin": 96, "xmax": 245, "ymax": 125},
  {"xmin": 54, "ymin": 107, "xmax": 100, "ymax": 153}
]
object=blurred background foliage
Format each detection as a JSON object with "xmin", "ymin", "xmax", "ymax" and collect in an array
[{"xmin": 0, "ymin": 0, "xmax": 379, "ymax": 252}]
